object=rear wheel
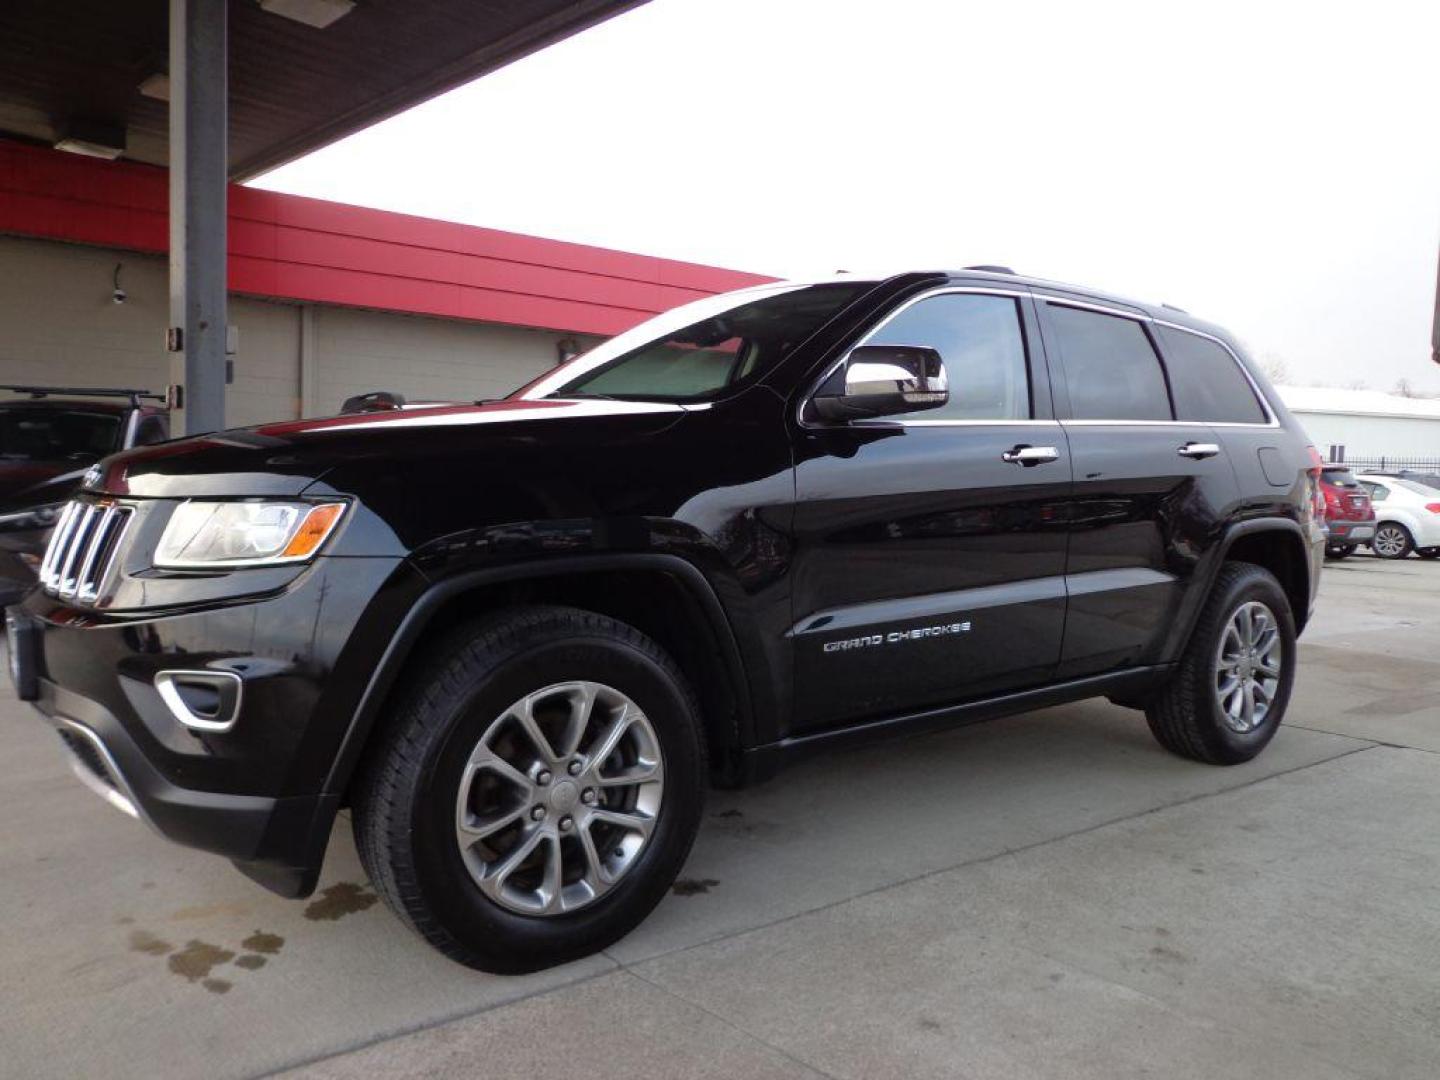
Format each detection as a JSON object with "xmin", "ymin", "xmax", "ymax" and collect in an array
[
  {"xmin": 1325, "ymin": 544, "xmax": 1355, "ymax": 560},
  {"xmin": 1372, "ymin": 522, "xmax": 1413, "ymax": 559},
  {"xmin": 1145, "ymin": 562, "xmax": 1296, "ymax": 765},
  {"xmin": 1417, "ymin": 547, "xmax": 1440, "ymax": 560},
  {"xmin": 352, "ymin": 605, "xmax": 706, "ymax": 973}
]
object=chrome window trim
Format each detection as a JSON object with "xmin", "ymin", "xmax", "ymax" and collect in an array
[
  {"xmin": 1039, "ymin": 298, "xmax": 1279, "ymax": 430},
  {"xmin": 797, "ymin": 285, "xmax": 1036, "ymax": 430}
]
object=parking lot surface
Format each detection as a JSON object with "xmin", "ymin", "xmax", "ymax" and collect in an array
[{"xmin": 2, "ymin": 554, "xmax": 1438, "ymax": 1079}]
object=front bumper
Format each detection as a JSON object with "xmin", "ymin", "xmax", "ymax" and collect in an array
[
  {"xmin": 11, "ymin": 552, "xmax": 420, "ymax": 897},
  {"xmin": 29, "ymin": 674, "xmax": 337, "ymax": 896}
]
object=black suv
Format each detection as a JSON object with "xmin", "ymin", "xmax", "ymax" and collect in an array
[
  {"xmin": 0, "ymin": 387, "xmax": 169, "ymax": 606},
  {"xmin": 8, "ymin": 271, "xmax": 1323, "ymax": 972}
]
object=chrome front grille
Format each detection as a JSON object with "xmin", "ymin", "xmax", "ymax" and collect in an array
[{"xmin": 39, "ymin": 500, "xmax": 133, "ymax": 603}]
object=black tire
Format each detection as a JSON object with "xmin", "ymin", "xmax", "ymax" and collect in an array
[
  {"xmin": 1145, "ymin": 562, "xmax": 1297, "ymax": 765},
  {"xmin": 1324, "ymin": 544, "xmax": 1355, "ymax": 560},
  {"xmin": 1417, "ymin": 547, "xmax": 1440, "ymax": 561},
  {"xmin": 351, "ymin": 605, "xmax": 706, "ymax": 973},
  {"xmin": 1372, "ymin": 522, "xmax": 1414, "ymax": 559}
]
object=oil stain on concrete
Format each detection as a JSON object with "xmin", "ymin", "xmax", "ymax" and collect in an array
[
  {"xmin": 128, "ymin": 929, "xmax": 174, "ymax": 956},
  {"xmin": 303, "ymin": 882, "xmax": 378, "ymax": 921},
  {"xmin": 168, "ymin": 940, "xmax": 236, "ymax": 984},
  {"xmin": 671, "ymin": 877, "xmax": 721, "ymax": 896},
  {"xmin": 241, "ymin": 930, "xmax": 284, "ymax": 955}
]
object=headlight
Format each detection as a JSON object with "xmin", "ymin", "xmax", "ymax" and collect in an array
[
  {"xmin": 155, "ymin": 501, "xmax": 346, "ymax": 568},
  {"xmin": 0, "ymin": 503, "xmax": 64, "ymax": 533}
]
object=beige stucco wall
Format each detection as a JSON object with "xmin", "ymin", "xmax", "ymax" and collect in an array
[{"xmin": 0, "ymin": 235, "xmax": 598, "ymax": 427}]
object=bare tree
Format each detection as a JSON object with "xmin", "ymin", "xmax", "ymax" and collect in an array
[
  {"xmin": 1393, "ymin": 378, "xmax": 1416, "ymax": 398},
  {"xmin": 1258, "ymin": 353, "xmax": 1290, "ymax": 384}
]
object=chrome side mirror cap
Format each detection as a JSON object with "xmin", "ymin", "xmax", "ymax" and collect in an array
[{"xmin": 812, "ymin": 345, "xmax": 948, "ymax": 422}]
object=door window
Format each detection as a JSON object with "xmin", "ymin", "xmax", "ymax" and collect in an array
[
  {"xmin": 862, "ymin": 293, "xmax": 1030, "ymax": 420},
  {"xmin": 1157, "ymin": 326, "xmax": 1267, "ymax": 424},
  {"xmin": 1047, "ymin": 304, "xmax": 1172, "ymax": 421}
]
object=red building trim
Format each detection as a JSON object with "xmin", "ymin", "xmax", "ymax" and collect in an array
[{"xmin": 0, "ymin": 140, "xmax": 773, "ymax": 337}]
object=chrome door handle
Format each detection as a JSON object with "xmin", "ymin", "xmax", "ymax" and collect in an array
[
  {"xmin": 1002, "ymin": 445, "xmax": 1060, "ymax": 466},
  {"xmin": 1178, "ymin": 442, "xmax": 1221, "ymax": 460}
]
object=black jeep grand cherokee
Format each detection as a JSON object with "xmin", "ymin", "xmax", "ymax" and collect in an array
[{"xmin": 8, "ymin": 270, "xmax": 1324, "ymax": 972}]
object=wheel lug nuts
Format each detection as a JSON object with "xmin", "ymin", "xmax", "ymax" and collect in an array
[
  {"xmin": 581, "ymin": 788, "xmax": 597, "ymax": 805},
  {"xmin": 568, "ymin": 759, "xmax": 583, "ymax": 776},
  {"xmin": 559, "ymin": 815, "xmax": 574, "ymax": 832},
  {"xmin": 535, "ymin": 769, "xmax": 551, "ymax": 786},
  {"xmin": 530, "ymin": 805, "xmax": 546, "ymax": 822}
]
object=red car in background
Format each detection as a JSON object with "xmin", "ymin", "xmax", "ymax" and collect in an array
[{"xmin": 1320, "ymin": 465, "xmax": 1377, "ymax": 558}]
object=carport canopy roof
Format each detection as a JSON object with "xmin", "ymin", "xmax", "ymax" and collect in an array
[{"xmin": 0, "ymin": 0, "xmax": 644, "ymax": 181}]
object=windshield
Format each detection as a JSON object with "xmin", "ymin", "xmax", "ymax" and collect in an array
[
  {"xmin": 516, "ymin": 282, "xmax": 870, "ymax": 403},
  {"xmin": 0, "ymin": 406, "xmax": 123, "ymax": 463}
]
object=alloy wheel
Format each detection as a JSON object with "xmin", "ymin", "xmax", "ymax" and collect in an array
[
  {"xmin": 454, "ymin": 681, "xmax": 664, "ymax": 916},
  {"xmin": 1213, "ymin": 600, "xmax": 1283, "ymax": 734},
  {"xmin": 1373, "ymin": 525, "xmax": 1408, "ymax": 558}
]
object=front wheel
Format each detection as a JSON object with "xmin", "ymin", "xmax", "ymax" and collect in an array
[
  {"xmin": 1417, "ymin": 547, "xmax": 1440, "ymax": 561},
  {"xmin": 1325, "ymin": 544, "xmax": 1355, "ymax": 560},
  {"xmin": 1372, "ymin": 522, "xmax": 1414, "ymax": 559},
  {"xmin": 352, "ymin": 605, "xmax": 706, "ymax": 973},
  {"xmin": 1145, "ymin": 562, "xmax": 1296, "ymax": 765}
]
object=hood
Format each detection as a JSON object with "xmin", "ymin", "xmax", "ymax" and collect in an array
[
  {"xmin": 90, "ymin": 398, "xmax": 691, "ymax": 499},
  {"xmin": 0, "ymin": 459, "xmax": 88, "ymax": 513}
]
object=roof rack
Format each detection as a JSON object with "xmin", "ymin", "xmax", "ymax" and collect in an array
[
  {"xmin": 1, "ymin": 385, "xmax": 165, "ymax": 407},
  {"xmin": 963, "ymin": 264, "xmax": 1016, "ymax": 275},
  {"xmin": 1160, "ymin": 303, "xmax": 1189, "ymax": 314}
]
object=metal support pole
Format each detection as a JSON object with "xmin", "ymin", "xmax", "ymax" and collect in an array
[{"xmin": 168, "ymin": 0, "xmax": 228, "ymax": 435}]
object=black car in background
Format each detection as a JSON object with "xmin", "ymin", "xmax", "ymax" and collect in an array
[
  {"xmin": 0, "ymin": 387, "xmax": 168, "ymax": 605},
  {"xmin": 9, "ymin": 271, "xmax": 1324, "ymax": 972}
]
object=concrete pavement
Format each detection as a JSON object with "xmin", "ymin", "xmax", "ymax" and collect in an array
[{"xmin": 1, "ymin": 555, "xmax": 1437, "ymax": 1079}]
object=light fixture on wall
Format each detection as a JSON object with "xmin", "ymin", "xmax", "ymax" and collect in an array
[
  {"xmin": 556, "ymin": 337, "xmax": 581, "ymax": 365},
  {"xmin": 112, "ymin": 263, "xmax": 127, "ymax": 305},
  {"xmin": 138, "ymin": 72, "xmax": 171, "ymax": 102},
  {"xmin": 54, "ymin": 118, "xmax": 126, "ymax": 161}
]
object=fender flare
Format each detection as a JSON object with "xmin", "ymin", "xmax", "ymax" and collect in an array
[
  {"xmin": 319, "ymin": 552, "xmax": 756, "ymax": 800},
  {"xmin": 1159, "ymin": 516, "xmax": 1313, "ymax": 662}
]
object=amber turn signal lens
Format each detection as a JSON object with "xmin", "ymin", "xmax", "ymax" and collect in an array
[{"xmin": 281, "ymin": 503, "xmax": 346, "ymax": 558}]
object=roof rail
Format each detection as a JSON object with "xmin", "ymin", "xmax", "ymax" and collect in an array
[
  {"xmin": 1160, "ymin": 303, "xmax": 1189, "ymax": 314},
  {"xmin": 963, "ymin": 264, "xmax": 1016, "ymax": 275},
  {"xmin": 1, "ymin": 385, "xmax": 165, "ymax": 407}
]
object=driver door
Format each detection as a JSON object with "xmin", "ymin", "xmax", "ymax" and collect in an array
[{"xmin": 788, "ymin": 288, "xmax": 1072, "ymax": 733}]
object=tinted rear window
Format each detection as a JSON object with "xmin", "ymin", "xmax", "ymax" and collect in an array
[
  {"xmin": 1322, "ymin": 468, "xmax": 1359, "ymax": 487},
  {"xmin": 1158, "ymin": 326, "xmax": 1268, "ymax": 424},
  {"xmin": 1046, "ymin": 304, "xmax": 1172, "ymax": 421}
]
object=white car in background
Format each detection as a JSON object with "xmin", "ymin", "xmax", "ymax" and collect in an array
[{"xmin": 1355, "ymin": 474, "xmax": 1440, "ymax": 559}]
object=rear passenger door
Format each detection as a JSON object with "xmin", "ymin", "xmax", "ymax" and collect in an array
[{"xmin": 1036, "ymin": 297, "xmax": 1241, "ymax": 679}]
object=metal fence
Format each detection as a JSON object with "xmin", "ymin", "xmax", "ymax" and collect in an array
[{"xmin": 1336, "ymin": 456, "xmax": 1440, "ymax": 474}]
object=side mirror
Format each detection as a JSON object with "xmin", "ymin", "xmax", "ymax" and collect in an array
[{"xmin": 812, "ymin": 345, "xmax": 948, "ymax": 422}]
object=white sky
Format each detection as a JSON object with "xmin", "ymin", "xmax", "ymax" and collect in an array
[{"xmin": 255, "ymin": 0, "xmax": 1440, "ymax": 393}]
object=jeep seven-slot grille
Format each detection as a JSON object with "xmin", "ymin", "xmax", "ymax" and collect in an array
[{"xmin": 39, "ymin": 500, "xmax": 133, "ymax": 602}]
